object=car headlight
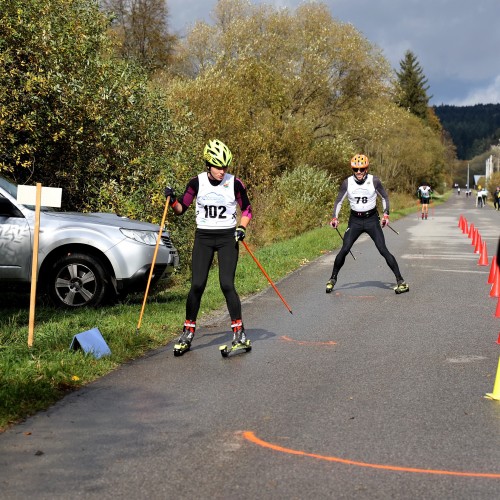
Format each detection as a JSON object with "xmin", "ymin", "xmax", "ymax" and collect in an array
[{"xmin": 120, "ymin": 228, "xmax": 165, "ymax": 246}]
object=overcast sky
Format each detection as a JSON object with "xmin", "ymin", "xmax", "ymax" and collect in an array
[{"xmin": 167, "ymin": 0, "xmax": 500, "ymax": 106}]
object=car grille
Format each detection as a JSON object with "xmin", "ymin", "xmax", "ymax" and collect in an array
[{"xmin": 161, "ymin": 233, "xmax": 173, "ymax": 248}]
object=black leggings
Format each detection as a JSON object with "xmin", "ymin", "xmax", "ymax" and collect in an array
[
  {"xmin": 186, "ymin": 228, "xmax": 242, "ymax": 321},
  {"xmin": 331, "ymin": 213, "xmax": 403, "ymax": 281}
]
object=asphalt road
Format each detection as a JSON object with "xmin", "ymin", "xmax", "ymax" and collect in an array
[{"xmin": 1, "ymin": 194, "xmax": 500, "ymax": 499}]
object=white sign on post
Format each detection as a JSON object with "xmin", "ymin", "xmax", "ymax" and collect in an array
[
  {"xmin": 17, "ymin": 183, "xmax": 63, "ymax": 347},
  {"xmin": 17, "ymin": 185, "xmax": 62, "ymax": 208}
]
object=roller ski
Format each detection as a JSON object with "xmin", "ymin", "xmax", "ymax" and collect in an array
[
  {"xmin": 219, "ymin": 319, "xmax": 252, "ymax": 358},
  {"xmin": 219, "ymin": 340, "xmax": 252, "ymax": 357},
  {"xmin": 325, "ymin": 277, "xmax": 336, "ymax": 294},
  {"xmin": 394, "ymin": 279, "xmax": 409, "ymax": 294},
  {"xmin": 173, "ymin": 320, "xmax": 196, "ymax": 357}
]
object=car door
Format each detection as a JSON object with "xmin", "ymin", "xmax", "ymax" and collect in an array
[{"xmin": 0, "ymin": 195, "xmax": 33, "ymax": 281}]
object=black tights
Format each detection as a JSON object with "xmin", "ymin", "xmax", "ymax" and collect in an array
[
  {"xmin": 331, "ymin": 213, "xmax": 403, "ymax": 281},
  {"xmin": 186, "ymin": 228, "xmax": 242, "ymax": 321}
]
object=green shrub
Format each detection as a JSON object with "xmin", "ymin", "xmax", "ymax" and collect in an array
[{"xmin": 253, "ymin": 165, "xmax": 337, "ymax": 245}]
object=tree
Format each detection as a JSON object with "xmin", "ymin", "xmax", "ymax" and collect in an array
[
  {"xmin": 168, "ymin": 0, "xmax": 394, "ymax": 185},
  {"xmin": 0, "ymin": 0, "xmax": 185, "ymax": 212},
  {"xmin": 101, "ymin": 0, "xmax": 176, "ymax": 72},
  {"xmin": 356, "ymin": 99, "xmax": 448, "ymax": 192},
  {"xmin": 396, "ymin": 50, "xmax": 431, "ymax": 121},
  {"xmin": 161, "ymin": 0, "xmax": 453, "ymax": 196}
]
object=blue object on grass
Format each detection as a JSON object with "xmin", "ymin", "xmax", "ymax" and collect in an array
[{"xmin": 70, "ymin": 327, "xmax": 111, "ymax": 359}]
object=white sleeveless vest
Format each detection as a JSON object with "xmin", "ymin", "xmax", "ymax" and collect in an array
[
  {"xmin": 347, "ymin": 174, "xmax": 377, "ymax": 212},
  {"xmin": 419, "ymin": 186, "xmax": 431, "ymax": 198},
  {"xmin": 195, "ymin": 173, "xmax": 237, "ymax": 229}
]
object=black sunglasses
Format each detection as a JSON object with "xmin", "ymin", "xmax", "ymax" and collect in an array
[{"xmin": 353, "ymin": 167, "xmax": 367, "ymax": 173}]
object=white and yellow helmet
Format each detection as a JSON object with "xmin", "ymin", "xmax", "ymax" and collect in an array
[{"xmin": 203, "ymin": 139, "xmax": 233, "ymax": 167}]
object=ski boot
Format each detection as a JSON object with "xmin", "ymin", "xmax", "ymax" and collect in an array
[
  {"xmin": 424, "ymin": 213, "xmax": 428, "ymax": 220},
  {"xmin": 325, "ymin": 277, "xmax": 336, "ymax": 294},
  {"xmin": 173, "ymin": 320, "xmax": 196, "ymax": 356},
  {"xmin": 394, "ymin": 279, "xmax": 409, "ymax": 294},
  {"xmin": 219, "ymin": 319, "xmax": 251, "ymax": 357},
  {"xmin": 421, "ymin": 213, "xmax": 424, "ymax": 220}
]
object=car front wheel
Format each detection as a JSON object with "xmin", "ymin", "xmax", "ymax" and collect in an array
[{"xmin": 47, "ymin": 253, "xmax": 109, "ymax": 308}]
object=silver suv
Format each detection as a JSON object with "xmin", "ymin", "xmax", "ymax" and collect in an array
[{"xmin": 0, "ymin": 175, "xmax": 179, "ymax": 308}]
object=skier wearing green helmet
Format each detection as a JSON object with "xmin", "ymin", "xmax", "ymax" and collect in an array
[{"xmin": 165, "ymin": 139, "xmax": 253, "ymax": 355}]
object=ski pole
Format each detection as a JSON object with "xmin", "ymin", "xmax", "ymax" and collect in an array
[
  {"xmin": 335, "ymin": 227, "xmax": 356, "ymax": 260},
  {"xmin": 136, "ymin": 196, "xmax": 170, "ymax": 333},
  {"xmin": 387, "ymin": 224, "xmax": 399, "ymax": 235},
  {"xmin": 241, "ymin": 240, "xmax": 293, "ymax": 314}
]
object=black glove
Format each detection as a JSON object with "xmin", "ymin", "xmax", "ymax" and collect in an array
[
  {"xmin": 164, "ymin": 186, "xmax": 176, "ymax": 205},
  {"xmin": 234, "ymin": 225, "xmax": 246, "ymax": 242}
]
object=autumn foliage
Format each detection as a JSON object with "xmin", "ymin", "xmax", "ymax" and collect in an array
[{"xmin": 0, "ymin": 0, "xmax": 454, "ymax": 263}]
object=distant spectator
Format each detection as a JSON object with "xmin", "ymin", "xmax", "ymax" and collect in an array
[
  {"xmin": 481, "ymin": 188, "xmax": 487, "ymax": 206},
  {"xmin": 476, "ymin": 188, "xmax": 487, "ymax": 208},
  {"xmin": 494, "ymin": 187, "xmax": 500, "ymax": 211},
  {"xmin": 417, "ymin": 182, "xmax": 432, "ymax": 220}
]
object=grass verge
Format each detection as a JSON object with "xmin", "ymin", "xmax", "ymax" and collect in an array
[{"xmin": 0, "ymin": 192, "xmax": 446, "ymax": 430}]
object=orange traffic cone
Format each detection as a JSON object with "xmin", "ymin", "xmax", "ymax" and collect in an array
[
  {"xmin": 468, "ymin": 222, "xmax": 475, "ymax": 239},
  {"xmin": 490, "ymin": 272, "xmax": 500, "ymax": 298},
  {"xmin": 458, "ymin": 215, "xmax": 463, "ymax": 228},
  {"xmin": 478, "ymin": 241, "xmax": 489, "ymax": 266},
  {"xmin": 474, "ymin": 233, "xmax": 482, "ymax": 254},
  {"xmin": 488, "ymin": 256, "xmax": 498, "ymax": 284},
  {"xmin": 463, "ymin": 220, "xmax": 468, "ymax": 235},
  {"xmin": 497, "ymin": 332, "xmax": 500, "ymax": 345},
  {"xmin": 460, "ymin": 216, "xmax": 466, "ymax": 232},
  {"xmin": 471, "ymin": 227, "xmax": 478, "ymax": 247}
]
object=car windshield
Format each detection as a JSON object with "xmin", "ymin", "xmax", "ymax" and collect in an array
[{"xmin": 0, "ymin": 175, "xmax": 17, "ymax": 198}]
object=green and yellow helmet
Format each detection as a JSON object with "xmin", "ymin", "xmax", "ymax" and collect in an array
[{"xmin": 203, "ymin": 139, "xmax": 233, "ymax": 167}]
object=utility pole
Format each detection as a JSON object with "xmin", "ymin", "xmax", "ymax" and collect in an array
[
  {"xmin": 486, "ymin": 155, "xmax": 493, "ymax": 181},
  {"xmin": 492, "ymin": 143, "xmax": 500, "ymax": 173}
]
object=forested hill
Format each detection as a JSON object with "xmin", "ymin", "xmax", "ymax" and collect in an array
[{"xmin": 433, "ymin": 103, "xmax": 500, "ymax": 160}]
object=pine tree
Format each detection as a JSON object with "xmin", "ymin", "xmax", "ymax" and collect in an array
[{"xmin": 396, "ymin": 50, "xmax": 431, "ymax": 121}]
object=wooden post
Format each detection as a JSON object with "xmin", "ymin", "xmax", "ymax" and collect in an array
[
  {"xmin": 28, "ymin": 183, "xmax": 42, "ymax": 347},
  {"xmin": 136, "ymin": 196, "xmax": 170, "ymax": 333}
]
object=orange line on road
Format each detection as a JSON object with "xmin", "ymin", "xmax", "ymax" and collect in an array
[
  {"xmin": 280, "ymin": 336, "xmax": 336, "ymax": 346},
  {"xmin": 242, "ymin": 431, "xmax": 500, "ymax": 479}
]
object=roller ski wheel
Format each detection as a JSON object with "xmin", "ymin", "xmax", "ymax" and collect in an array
[
  {"xmin": 173, "ymin": 342, "xmax": 190, "ymax": 356},
  {"xmin": 394, "ymin": 280, "xmax": 409, "ymax": 294},
  {"xmin": 325, "ymin": 278, "xmax": 336, "ymax": 294},
  {"xmin": 219, "ymin": 340, "xmax": 252, "ymax": 358}
]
